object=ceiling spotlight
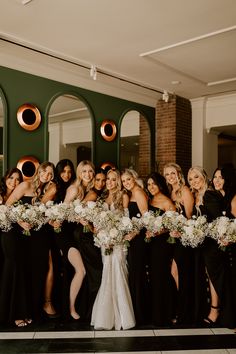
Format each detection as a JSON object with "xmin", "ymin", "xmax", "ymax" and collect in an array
[
  {"xmin": 90, "ymin": 65, "xmax": 97, "ymax": 80},
  {"xmin": 162, "ymin": 90, "xmax": 169, "ymax": 103},
  {"xmin": 21, "ymin": 0, "xmax": 33, "ymax": 4}
]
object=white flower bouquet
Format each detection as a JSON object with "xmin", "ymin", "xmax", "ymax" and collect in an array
[
  {"xmin": 140, "ymin": 210, "xmax": 163, "ymax": 242},
  {"xmin": 162, "ymin": 210, "xmax": 187, "ymax": 244},
  {"xmin": 9, "ymin": 202, "xmax": 46, "ymax": 236},
  {"xmin": 0, "ymin": 204, "xmax": 12, "ymax": 232},
  {"xmin": 92, "ymin": 207, "xmax": 130, "ymax": 255},
  {"xmin": 208, "ymin": 215, "xmax": 236, "ymax": 250},
  {"xmin": 180, "ymin": 215, "xmax": 208, "ymax": 248},
  {"xmin": 44, "ymin": 201, "xmax": 71, "ymax": 233}
]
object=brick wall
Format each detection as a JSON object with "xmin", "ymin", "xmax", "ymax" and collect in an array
[
  {"xmin": 155, "ymin": 95, "xmax": 192, "ymax": 178},
  {"xmin": 139, "ymin": 114, "xmax": 150, "ymax": 180}
]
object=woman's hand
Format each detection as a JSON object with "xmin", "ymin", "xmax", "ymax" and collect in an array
[
  {"xmin": 49, "ymin": 220, "xmax": 62, "ymax": 230},
  {"xmin": 124, "ymin": 231, "xmax": 137, "ymax": 241},
  {"xmin": 169, "ymin": 230, "xmax": 181, "ymax": 238},
  {"xmin": 145, "ymin": 230, "xmax": 154, "ymax": 239},
  {"xmin": 18, "ymin": 221, "xmax": 32, "ymax": 232},
  {"xmin": 79, "ymin": 218, "xmax": 88, "ymax": 226}
]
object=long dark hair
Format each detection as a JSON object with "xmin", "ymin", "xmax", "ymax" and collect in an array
[
  {"xmin": 146, "ymin": 172, "xmax": 170, "ymax": 198},
  {"xmin": 0, "ymin": 167, "xmax": 23, "ymax": 199},
  {"xmin": 54, "ymin": 159, "xmax": 76, "ymax": 202},
  {"xmin": 212, "ymin": 163, "xmax": 236, "ymax": 214}
]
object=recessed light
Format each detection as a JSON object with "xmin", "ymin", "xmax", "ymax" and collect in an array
[{"xmin": 171, "ymin": 80, "xmax": 181, "ymax": 85}]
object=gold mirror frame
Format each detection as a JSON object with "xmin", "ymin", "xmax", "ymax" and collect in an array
[
  {"xmin": 100, "ymin": 119, "xmax": 117, "ymax": 142},
  {"xmin": 17, "ymin": 155, "xmax": 39, "ymax": 180},
  {"xmin": 17, "ymin": 103, "xmax": 41, "ymax": 131}
]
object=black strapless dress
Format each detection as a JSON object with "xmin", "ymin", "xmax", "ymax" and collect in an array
[
  {"xmin": 73, "ymin": 223, "xmax": 103, "ymax": 321},
  {"xmin": 172, "ymin": 203, "xmax": 195, "ymax": 325},
  {"xmin": 148, "ymin": 205, "xmax": 175, "ymax": 326},
  {"xmin": 0, "ymin": 197, "xmax": 32, "ymax": 324},
  {"xmin": 127, "ymin": 201, "xmax": 149, "ymax": 326},
  {"xmin": 195, "ymin": 190, "xmax": 234, "ymax": 327}
]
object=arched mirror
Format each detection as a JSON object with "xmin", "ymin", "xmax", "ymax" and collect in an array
[
  {"xmin": 48, "ymin": 94, "xmax": 92, "ymax": 168},
  {"xmin": 120, "ymin": 110, "xmax": 151, "ymax": 179},
  {"xmin": 0, "ymin": 92, "xmax": 4, "ymax": 177}
]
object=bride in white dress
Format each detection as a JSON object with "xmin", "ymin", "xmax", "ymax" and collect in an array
[{"xmin": 91, "ymin": 168, "xmax": 135, "ymax": 330}]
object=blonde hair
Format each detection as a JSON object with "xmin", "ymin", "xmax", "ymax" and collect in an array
[
  {"xmin": 187, "ymin": 166, "xmax": 209, "ymax": 206},
  {"xmin": 75, "ymin": 160, "xmax": 95, "ymax": 201},
  {"xmin": 121, "ymin": 168, "xmax": 144, "ymax": 189},
  {"xmin": 32, "ymin": 161, "xmax": 55, "ymax": 203},
  {"xmin": 163, "ymin": 162, "xmax": 186, "ymax": 211},
  {"xmin": 104, "ymin": 169, "xmax": 124, "ymax": 210}
]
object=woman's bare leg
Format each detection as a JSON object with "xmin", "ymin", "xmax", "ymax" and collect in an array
[
  {"xmin": 43, "ymin": 251, "xmax": 57, "ymax": 315},
  {"xmin": 67, "ymin": 247, "xmax": 86, "ymax": 320}
]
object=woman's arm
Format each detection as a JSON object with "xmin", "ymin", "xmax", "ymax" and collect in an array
[
  {"xmin": 231, "ymin": 194, "xmax": 236, "ymax": 217},
  {"xmin": 41, "ymin": 182, "xmax": 57, "ymax": 204},
  {"xmin": 6, "ymin": 181, "xmax": 30, "ymax": 206},
  {"xmin": 83, "ymin": 189, "xmax": 97, "ymax": 202},
  {"xmin": 182, "ymin": 186, "xmax": 194, "ymax": 219},
  {"xmin": 64, "ymin": 184, "xmax": 78, "ymax": 204},
  {"xmin": 134, "ymin": 188, "xmax": 148, "ymax": 215}
]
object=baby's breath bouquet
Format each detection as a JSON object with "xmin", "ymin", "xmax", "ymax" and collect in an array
[
  {"xmin": 0, "ymin": 204, "xmax": 12, "ymax": 232},
  {"xmin": 67, "ymin": 199, "xmax": 88, "ymax": 223},
  {"xmin": 141, "ymin": 210, "xmax": 163, "ymax": 242},
  {"xmin": 92, "ymin": 205, "xmax": 132, "ymax": 255},
  {"xmin": 180, "ymin": 215, "xmax": 208, "ymax": 248},
  {"xmin": 44, "ymin": 201, "xmax": 71, "ymax": 233},
  {"xmin": 9, "ymin": 201, "xmax": 46, "ymax": 236},
  {"xmin": 162, "ymin": 210, "xmax": 187, "ymax": 244},
  {"xmin": 208, "ymin": 215, "xmax": 236, "ymax": 250}
]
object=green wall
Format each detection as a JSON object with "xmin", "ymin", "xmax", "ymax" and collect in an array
[{"xmin": 0, "ymin": 65, "xmax": 155, "ymax": 172}]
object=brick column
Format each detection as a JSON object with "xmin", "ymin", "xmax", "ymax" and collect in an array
[
  {"xmin": 139, "ymin": 114, "xmax": 150, "ymax": 180},
  {"xmin": 156, "ymin": 95, "xmax": 192, "ymax": 177}
]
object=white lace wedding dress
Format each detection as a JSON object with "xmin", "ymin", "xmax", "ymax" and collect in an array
[{"xmin": 91, "ymin": 243, "xmax": 135, "ymax": 330}]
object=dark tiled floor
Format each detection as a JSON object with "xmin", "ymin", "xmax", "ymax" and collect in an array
[{"xmin": 0, "ymin": 319, "xmax": 236, "ymax": 353}]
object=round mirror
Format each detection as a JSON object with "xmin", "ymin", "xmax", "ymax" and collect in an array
[
  {"xmin": 100, "ymin": 161, "xmax": 116, "ymax": 171},
  {"xmin": 120, "ymin": 110, "xmax": 151, "ymax": 179},
  {"xmin": 17, "ymin": 155, "xmax": 39, "ymax": 180},
  {"xmin": 17, "ymin": 103, "xmax": 41, "ymax": 131},
  {"xmin": 100, "ymin": 120, "xmax": 117, "ymax": 142},
  {"xmin": 48, "ymin": 94, "xmax": 92, "ymax": 168},
  {"xmin": 0, "ymin": 93, "xmax": 4, "ymax": 177}
]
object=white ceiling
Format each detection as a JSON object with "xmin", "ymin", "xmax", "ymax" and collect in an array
[{"xmin": 0, "ymin": 0, "xmax": 236, "ymax": 102}]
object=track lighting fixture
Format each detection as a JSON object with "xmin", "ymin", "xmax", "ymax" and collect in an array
[
  {"xmin": 162, "ymin": 90, "xmax": 169, "ymax": 103},
  {"xmin": 90, "ymin": 65, "xmax": 97, "ymax": 80}
]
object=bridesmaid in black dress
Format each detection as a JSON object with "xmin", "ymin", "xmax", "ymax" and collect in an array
[
  {"xmin": 63, "ymin": 160, "xmax": 98, "ymax": 320},
  {"xmin": 211, "ymin": 164, "xmax": 236, "ymax": 327},
  {"xmin": 41, "ymin": 159, "xmax": 86, "ymax": 320},
  {"xmin": 74, "ymin": 167, "xmax": 106, "ymax": 321},
  {"xmin": 0, "ymin": 168, "xmax": 23, "ymax": 327},
  {"xmin": 188, "ymin": 166, "xmax": 234, "ymax": 327},
  {"xmin": 145, "ymin": 172, "xmax": 176, "ymax": 327},
  {"xmin": 163, "ymin": 163, "xmax": 195, "ymax": 325},
  {"xmin": 121, "ymin": 168, "xmax": 149, "ymax": 326},
  {"xmin": 5, "ymin": 161, "xmax": 55, "ymax": 324}
]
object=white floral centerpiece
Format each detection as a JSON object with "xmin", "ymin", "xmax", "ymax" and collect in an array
[{"xmin": 180, "ymin": 215, "xmax": 208, "ymax": 248}]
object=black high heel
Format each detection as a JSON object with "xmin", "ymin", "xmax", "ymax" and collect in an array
[{"xmin": 203, "ymin": 305, "xmax": 220, "ymax": 327}]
